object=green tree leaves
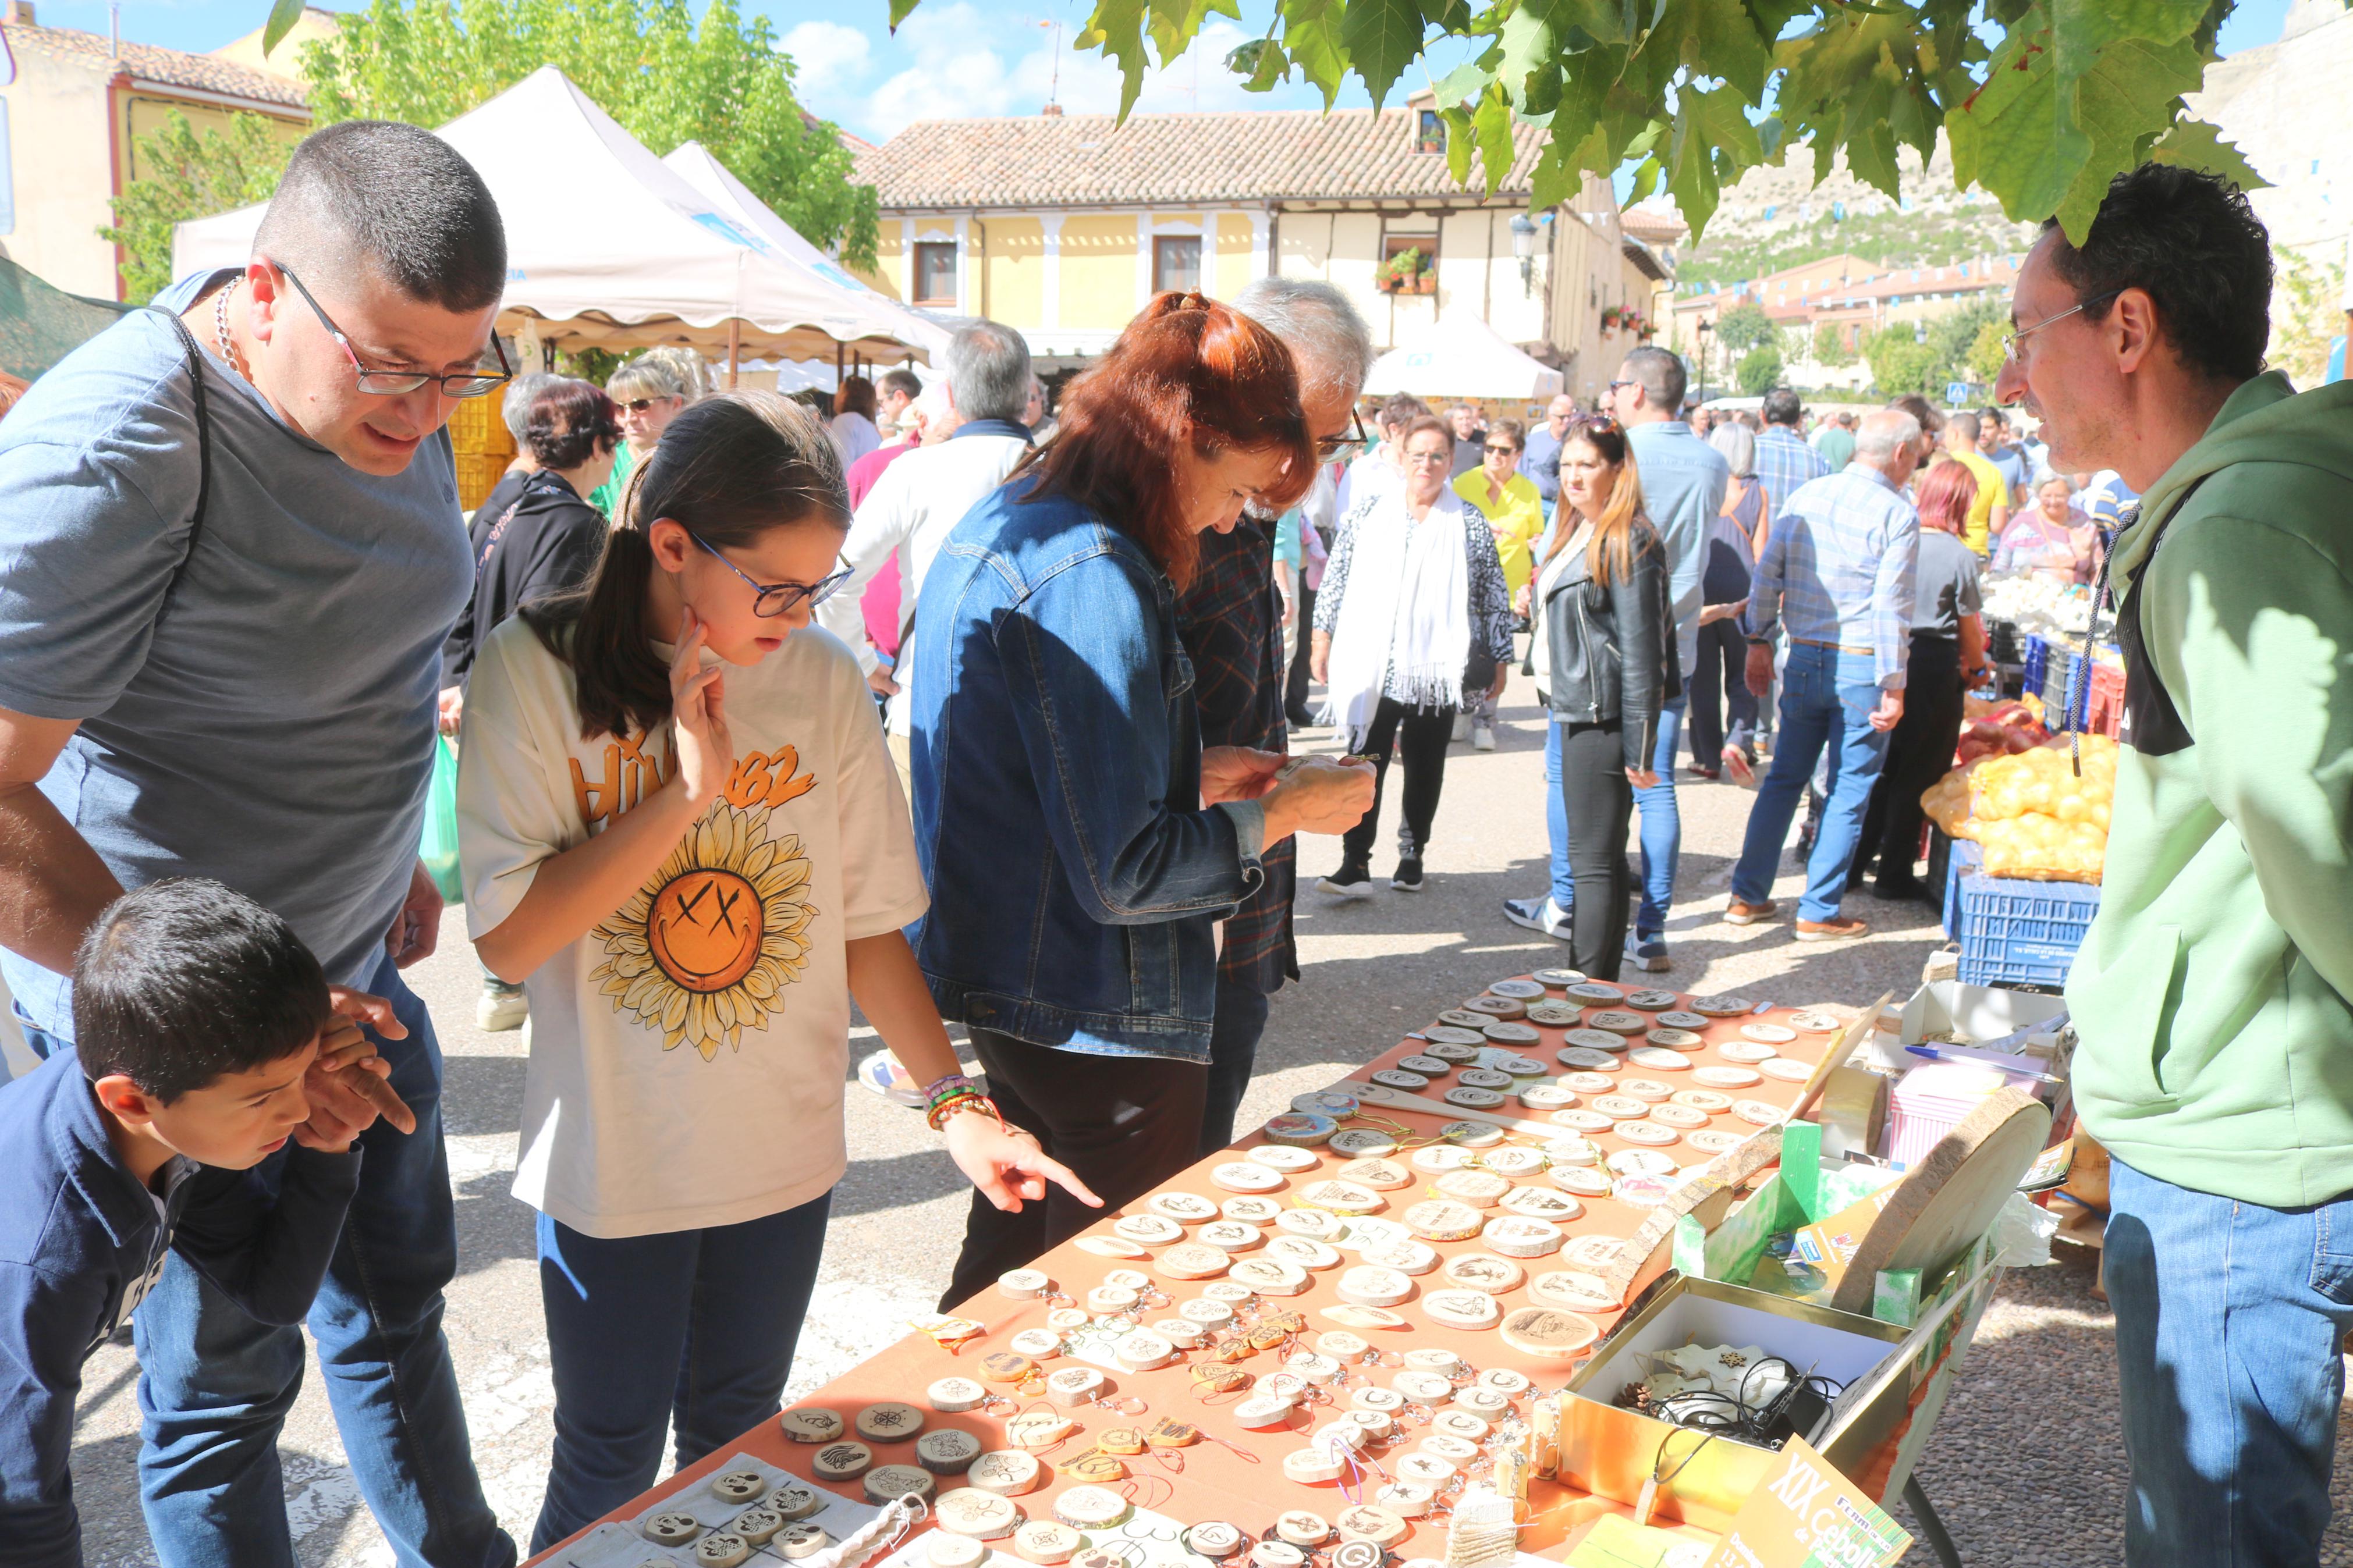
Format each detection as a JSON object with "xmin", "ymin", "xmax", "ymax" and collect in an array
[
  {"xmin": 1713, "ymin": 300, "xmax": 1777, "ymax": 353},
  {"xmin": 299, "ymin": 0, "xmax": 879, "ymax": 266},
  {"xmin": 1737, "ymin": 343, "xmax": 1784, "ymax": 395},
  {"xmin": 1016, "ymin": 0, "xmax": 2267, "ymax": 248},
  {"xmin": 100, "ymin": 111, "xmax": 296, "ymax": 304}
]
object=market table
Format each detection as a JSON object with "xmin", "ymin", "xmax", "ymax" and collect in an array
[{"xmin": 531, "ymin": 973, "xmax": 1906, "ymax": 1568}]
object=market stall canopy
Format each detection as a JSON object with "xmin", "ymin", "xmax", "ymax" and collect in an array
[
  {"xmin": 1364, "ymin": 314, "xmax": 1564, "ymax": 401},
  {"xmin": 0, "ymin": 255, "xmax": 132, "ymax": 382},
  {"xmin": 661, "ymin": 141, "xmax": 950, "ymax": 361},
  {"xmin": 172, "ymin": 66, "xmax": 931, "ymax": 362}
]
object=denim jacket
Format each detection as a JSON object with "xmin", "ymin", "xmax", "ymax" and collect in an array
[{"xmin": 908, "ymin": 480, "xmax": 1264, "ymax": 1061}]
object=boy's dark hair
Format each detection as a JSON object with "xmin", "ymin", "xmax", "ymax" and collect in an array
[
  {"xmin": 73, "ymin": 880, "xmax": 333, "ymax": 1103},
  {"xmin": 253, "ymin": 120, "xmax": 507, "ymax": 314},
  {"xmin": 879, "ymin": 367, "xmax": 923, "ymax": 403},
  {"xmin": 1761, "ymin": 387, "xmax": 1802, "ymax": 427},
  {"xmin": 2040, "ymin": 163, "xmax": 2272, "ymax": 385}
]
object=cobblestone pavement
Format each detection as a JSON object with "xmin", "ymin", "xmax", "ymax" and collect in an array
[{"xmin": 65, "ymin": 687, "xmax": 2353, "ymax": 1565}]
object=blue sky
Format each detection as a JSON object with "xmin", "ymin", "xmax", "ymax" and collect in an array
[{"xmin": 38, "ymin": 0, "xmax": 2298, "ymax": 145}]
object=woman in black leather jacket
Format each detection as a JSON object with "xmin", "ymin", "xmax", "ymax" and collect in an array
[{"xmin": 1525, "ymin": 416, "xmax": 1673, "ymax": 978}]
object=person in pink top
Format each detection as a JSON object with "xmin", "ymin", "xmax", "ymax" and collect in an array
[{"xmin": 846, "ymin": 379, "xmax": 949, "ymax": 662}]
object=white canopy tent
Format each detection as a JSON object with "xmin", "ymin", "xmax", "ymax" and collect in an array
[
  {"xmin": 173, "ymin": 66, "xmax": 931, "ymax": 369},
  {"xmin": 1363, "ymin": 314, "xmax": 1564, "ymax": 402}
]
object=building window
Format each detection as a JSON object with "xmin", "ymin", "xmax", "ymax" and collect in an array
[
  {"xmin": 1417, "ymin": 109, "xmax": 1445, "ymax": 154},
  {"xmin": 912, "ymin": 241, "xmax": 957, "ymax": 306},
  {"xmin": 1152, "ymin": 234, "xmax": 1201, "ymax": 295}
]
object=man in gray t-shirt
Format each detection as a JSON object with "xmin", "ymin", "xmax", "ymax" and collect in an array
[{"xmin": 0, "ymin": 124, "xmax": 516, "ymax": 1566}]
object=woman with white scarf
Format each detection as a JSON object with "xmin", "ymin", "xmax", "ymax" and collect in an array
[{"xmin": 1310, "ymin": 416, "xmax": 1514, "ymax": 895}]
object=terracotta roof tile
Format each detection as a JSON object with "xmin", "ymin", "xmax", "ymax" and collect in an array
[
  {"xmin": 3, "ymin": 20, "xmax": 308, "ymax": 110},
  {"xmin": 857, "ymin": 109, "xmax": 1549, "ymax": 209}
]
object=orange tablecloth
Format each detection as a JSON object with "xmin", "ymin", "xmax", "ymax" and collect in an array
[{"xmin": 533, "ymin": 977, "xmax": 1839, "ymax": 1565}]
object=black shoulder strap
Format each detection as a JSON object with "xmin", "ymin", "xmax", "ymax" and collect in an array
[{"xmin": 141, "ymin": 305, "xmax": 212, "ymax": 611}]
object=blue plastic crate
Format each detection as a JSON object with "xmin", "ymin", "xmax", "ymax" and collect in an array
[
  {"xmin": 2020, "ymin": 636, "xmax": 2049, "ymax": 703},
  {"xmin": 1954, "ymin": 866, "xmax": 2100, "ymax": 990},
  {"xmin": 1939, "ymin": 837, "xmax": 1981, "ymax": 938}
]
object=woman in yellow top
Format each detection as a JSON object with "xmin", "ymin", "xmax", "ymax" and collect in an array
[{"xmin": 1452, "ymin": 417, "xmax": 1545, "ymax": 751}]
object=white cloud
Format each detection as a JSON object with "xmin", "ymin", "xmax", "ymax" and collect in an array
[
  {"xmin": 781, "ymin": 20, "xmax": 875, "ymax": 87},
  {"xmin": 852, "ymin": 8, "xmax": 1317, "ymax": 141}
]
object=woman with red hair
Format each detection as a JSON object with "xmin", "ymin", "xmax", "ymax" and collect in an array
[
  {"xmin": 1849, "ymin": 456, "xmax": 1993, "ymax": 899},
  {"xmin": 908, "ymin": 293, "xmax": 1375, "ymax": 1303}
]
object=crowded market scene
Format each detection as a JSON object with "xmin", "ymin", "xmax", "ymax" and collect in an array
[{"xmin": 2, "ymin": 0, "xmax": 2351, "ymax": 1563}]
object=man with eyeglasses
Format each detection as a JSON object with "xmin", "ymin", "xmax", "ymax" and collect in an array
[
  {"xmin": 2004, "ymin": 162, "xmax": 2353, "ymax": 1567},
  {"xmin": 1522, "ymin": 394, "xmax": 1577, "ymax": 523},
  {"xmin": 0, "ymin": 122, "xmax": 516, "ymax": 1567}
]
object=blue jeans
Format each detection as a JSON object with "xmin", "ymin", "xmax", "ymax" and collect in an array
[
  {"xmin": 1544, "ymin": 698, "xmax": 1683, "ymax": 933},
  {"xmin": 1730, "ymin": 645, "xmax": 1889, "ymax": 922},
  {"xmin": 2106, "ymin": 1158, "xmax": 2353, "ymax": 1565},
  {"xmin": 533, "ymin": 1193, "xmax": 833, "ymax": 1552},
  {"xmin": 18, "ymin": 951, "xmax": 513, "ymax": 1568},
  {"xmin": 1199, "ymin": 976, "xmax": 1273, "ymax": 1155}
]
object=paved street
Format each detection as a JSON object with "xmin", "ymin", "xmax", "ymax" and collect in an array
[{"xmin": 64, "ymin": 685, "xmax": 2353, "ymax": 1566}]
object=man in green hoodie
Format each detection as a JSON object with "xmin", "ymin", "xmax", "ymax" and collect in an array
[{"xmin": 1998, "ymin": 163, "xmax": 2353, "ymax": 1565}]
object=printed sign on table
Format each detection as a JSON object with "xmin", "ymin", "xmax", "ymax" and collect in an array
[{"xmin": 1699, "ymin": 1437, "xmax": 1909, "ymax": 1568}]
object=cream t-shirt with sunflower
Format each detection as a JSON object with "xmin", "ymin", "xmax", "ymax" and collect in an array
[{"xmin": 456, "ymin": 613, "xmax": 929, "ymax": 1239}]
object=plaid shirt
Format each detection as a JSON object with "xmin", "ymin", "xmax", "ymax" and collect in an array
[
  {"xmin": 1754, "ymin": 425, "xmax": 1832, "ymax": 521},
  {"xmin": 1746, "ymin": 465, "xmax": 1921, "ymax": 689},
  {"xmin": 1178, "ymin": 518, "xmax": 1297, "ymax": 994}
]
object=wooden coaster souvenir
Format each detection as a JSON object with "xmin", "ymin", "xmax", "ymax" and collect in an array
[
  {"xmin": 1403, "ymin": 1199, "xmax": 1485, "ymax": 1240},
  {"xmin": 1181, "ymin": 1297, "xmax": 1237, "ymax": 1327},
  {"xmin": 1052, "ymin": 1485, "xmax": 1131, "ymax": 1530},
  {"xmin": 1655, "ymin": 1011, "xmax": 1712, "ymax": 1030},
  {"xmin": 1440, "ymin": 1251, "xmax": 1525, "ymax": 1293},
  {"xmin": 1478, "ymin": 1366, "xmax": 1532, "ymax": 1395},
  {"xmin": 1625, "ymin": 990, "xmax": 1679, "ymax": 1011},
  {"xmin": 927, "ymin": 1376, "xmax": 991, "ymax": 1415},
  {"xmin": 1617, "ymin": 1077, "xmax": 1674, "ymax": 1101},
  {"xmin": 855, "ymin": 1402, "xmax": 925, "ymax": 1442},
  {"xmin": 1004, "ymin": 1411, "xmax": 1076, "ymax": 1449},
  {"xmin": 1045, "ymin": 1366, "xmax": 1106, "ymax": 1406},
  {"xmin": 1409, "ymin": 1144, "xmax": 1471, "ymax": 1174},
  {"xmin": 1212, "ymin": 1161, "xmax": 1285, "ymax": 1193},
  {"xmin": 1762, "ymin": 1056, "xmax": 1816, "ymax": 1082},
  {"xmin": 1420, "ymin": 1289, "xmax": 1502, "ymax": 1329},
  {"xmin": 1487, "ymin": 978, "xmax": 1547, "ymax": 1000},
  {"xmin": 1627, "ymin": 1047, "xmax": 1693, "ymax": 1073},
  {"xmin": 710, "ymin": 1471, "xmax": 766, "ymax": 1505},
  {"xmin": 1462, "ymin": 995, "xmax": 1527, "ymax": 1021},
  {"xmin": 1430, "ymin": 1409, "xmax": 1489, "ymax": 1442},
  {"xmin": 1392, "ymin": 1453, "xmax": 1457, "ymax": 1487},
  {"xmin": 1689, "ymin": 995, "xmax": 1756, "ymax": 1018},
  {"xmin": 1198, "ymin": 1219, "xmax": 1266, "ymax": 1252},
  {"xmin": 1733, "ymin": 1099, "xmax": 1790, "ymax": 1126},
  {"xmin": 1361, "ymin": 1239, "xmax": 1439, "ymax": 1274},
  {"xmin": 1498, "ymin": 1305, "xmax": 1600, "ymax": 1361},
  {"xmin": 1336, "ymin": 1262, "xmax": 1415, "ymax": 1307},
  {"xmin": 1694, "ymin": 1065, "xmax": 1764, "ymax": 1089},
  {"xmin": 1644, "ymin": 1027, "xmax": 1704, "ymax": 1050},
  {"xmin": 1544, "ymin": 1133, "xmax": 1599, "ymax": 1164},
  {"xmin": 1009, "ymin": 1328, "xmax": 1063, "ymax": 1359},
  {"xmin": 1230, "ymin": 1257, "xmax": 1311, "ymax": 1295},
  {"xmin": 1418, "ymin": 1434, "xmax": 1478, "ymax": 1466},
  {"xmin": 1372, "ymin": 1482, "xmax": 1436, "ymax": 1518},
  {"xmin": 1716, "ymin": 1041, "xmax": 1780, "ymax": 1064},
  {"xmin": 1687, "ymin": 1128, "xmax": 1748, "ymax": 1153},
  {"xmin": 1587, "ymin": 1010, "xmax": 1649, "ymax": 1036},
  {"xmin": 1370, "ymin": 1069, "xmax": 1431, "ymax": 1091},
  {"xmin": 1559, "ymin": 1069, "xmax": 1617, "ymax": 1094},
  {"xmin": 1254, "ymin": 1543, "xmax": 1308, "ymax": 1568},
  {"xmin": 968, "ymin": 1449, "xmax": 1044, "ymax": 1495},
  {"xmin": 1160, "ymin": 1242, "xmax": 1235, "ymax": 1279},
  {"xmin": 1084, "ymin": 1285, "xmax": 1140, "ymax": 1314},
  {"xmin": 1295, "ymin": 1089, "xmax": 1363, "ymax": 1118},
  {"xmin": 1059, "ymin": 1451, "xmax": 1127, "ymax": 1485},
  {"xmin": 1525, "ymin": 1000, "xmax": 1583, "ymax": 1027},
  {"xmin": 1477, "ymin": 1146, "xmax": 1548, "ymax": 1178},
  {"xmin": 1340, "ymin": 1157, "xmax": 1413, "ymax": 1190},
  {"xmin": 1390, "ymin": 1370, "xmax": 1455, "ymax": 1402},
  {"xmin": 1330, "ymin": 1127, "xmax": 1403, "ymax": 1158},
  {"xmin": 1264, "ymin": 1112, "xmax": 1339, "ymax": 1146},
  {"xmin": 1606, "ymin": 1147, "xmax": 1677, "ymax": 1178},
  {"xmin": 1183, "ymin": 1523, "xmax": 1245, "ymax": 1559},
  {"xmin": 1433, "ymin": 1169, "xmax": 1510, "ymax": 1207},
  {"xmin": 1456, "ymin": 1067, "xmax": 1514, "ymax": 1091},
  {"xmin": 1076, "ymin": 1235, "xmax": 1149, "ymax": 1259},
  {"xmin": 998, "ymin": 1268, "xmax": 1052, "ymax": 1298},
  {"xmin": 1422, "ymin": 1033, "xmax": 1485, "ymax": 1055},
  {"xmin": 1440, "ymin": 1120, "xmax": 1506, "ymax": 1148},
  {"xmin": 1250, "ymin": 1144, "xmax": 1323, "ymax": 1172},
  {"xmin": 1616, "ymin": 1121, "xmax": 1681, "ymax": 1147},
  {"xmin": 1671, "ymin": 1089, "xmax": 1733, "ymax": 1113},
  {"xmin": 1396, "ymin": 1054, "xmax": 1453, "ymax": 1075},
  {"xmin": 778, "ymin": 1524, "xmax": 833, "ymax": 1561},
  {"xmin": 1298, "ymin": 1178, "xmax": 1385, "ymax": 1214},
  {"xmin": 1233, "ymin": 1392, "xmax": 1298, "ymax": 1428},
  {"xmin": 1148, "ymin": 1191, "xmax": 1220, "ymax": 1224},
  {"xmin": 1324, "ymin": 1303, "xmax": 1409, "ymax": 1331},
  {"xmin": 1740, "ymin": 1023, "xmax": 1798, "ymax": 1045},
  {"xmin": 1532, "ymin": 967, "xmax": 1587, "ymax": 987},
  {"xmin": 811, "ymin": 1441, "xmax": 872, "ymax": 1480},
  {"xmin": 863, "ymin": 1466, "xmax": 935, "ymax": 1505},
  {"xmin": 767, "ymin": 1483, "xmax": 823, "ymax": 1520},
  {"xmin": 917, "ymin": 1428, "xmax": 982, "ymax": 1474},
  {"xmin": 1481, "ymin": 1022, "xmax": 1543, "ymax": 1046},
  {"xmin": 1499, "ymin": 1184, "xmax": 1582, "ymax": 1222},
  {"xmin": 1343, "ymin": 1409, "xmax": 1395, "ymax": 1442},
  {"xmin": 1566, "ymin": 982, "xmax": 1625, "ymax": 1002},
  {"xmin": 1589, "ymin": 1095, "xmax": 1653, "ymax": 1120},
  {"xmin": 1442, "ymin": 1086, "xmax": 1507, "ymax": 1110},
  {"xmin": 642, "ymin": 1512, "xmax": 702, "ymax": 1545},
  {"xmin": 1114, "ymin": 1330, "xmax": 1176, "ymax": 1371},
  {"xmin": 694, "ymin": 1532, "xmax": 751, "ymax": 1567},
  {"xmin": 1277, "ymin": 1511, "xmax": 1333, "ymax": 1547},
  {"xmin": 1563, "ymin": 1028, "xmax": 1632, "ymax": 1053},
  {"xmin": 929, "ymin": 1534, "xmax": 989, "ymax": 1568},
  {"xmin": 1517, "ymin": 1083, "xmax": 1579, "ymax": 1113},
  {"xmin": 732, "ymin": 1508, "xmax": 785, "ymax": 1546},
  {"xmin": 1529, "ymin": 1271, "xmax": 1621, "ymax": 1312},
  {"xmin": 1350, "ymin": 1384, "xmax": 1407, "ymax": 1412},
  {"xmin": 780, "ymin": 1407, "xmax": 844, "ymax": 1443},
  {"xmin": 1650, "ymin": 1103, "xmax": 1710, "ymax": 1130},
  {"xmin": 1787, "ymin": 1009, "xmax": 1845, "ymax": 1033},
  {"xmin": 1268, "ymin": 1235, "xmax": 1341, "ymax": 1271},
  {"xmin": 1154, "ymin": 1317, "xmax": 1205, "ymax": 1348},
  {"xmin": 1451, "ymin": 1385, "xmax": 1512, "ymax": 1418},
  {"xmin": 1112, "ymin": 1214, "xmax": 1183, "ymax": 1247},
  {"xmin": 1402, "ymin": 1347, "xmax": 1460, "ymax": 1374},
  {"xmin": 1202, "ymin": 1280, "xmax": 1259, "ymax": 1304},
  {"xmin": 1013, "ymin": 1522, "xmax": 1082, "ymax": 1566},
  {"xmin": 1555, "ymin": 1048, "xmax": 1621, "ymax": 1073},
  {"xmin": 1276, "ymin": 1207, "xmax": 1347, "ymax": 1242},
  {"xmin": 1482, "ymin": 1215, "xmax": 1564, "ymax": 1258},
  {"xmin": 1435, "ymin": 1011, "xmax": 1492, "ymax": 1031},
  {"xmin": 1551, "ymin": 1166, "xmax": 1613, "ymax": 1197}
]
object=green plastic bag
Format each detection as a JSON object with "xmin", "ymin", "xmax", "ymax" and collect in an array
[{"xmin": 420, "ymin": 735, "xmax": 464, "ymax": 905}]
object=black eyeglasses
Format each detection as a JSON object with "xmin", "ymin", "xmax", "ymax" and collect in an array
[
  {"xmin": 691, "ymin": 534, "xmax": 853, "ymax": 618},
  {"xmin": 274, "ymin": 262, "xmax": 512, "ymax": 399},
  {"xmin": 1316, "ymin": 407, "xmax": 1369, "ymax": 461},
  {"xmin": 1484, "ymin": 443, "xmax": 1519, "ymax": 455},
  {"xmin": 1606, "ymin": 379, "xmax": 1635, "ymax": 394}
]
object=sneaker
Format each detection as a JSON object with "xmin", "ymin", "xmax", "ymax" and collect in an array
[
  {"xmin": 1624, "ymin": 932, "xmax": 1672, "ymax": 972},
  {"xmin": 1724, "ymin": 898, "xmax": 1779, "ymax": 926},
  {"xmin": 1722, "ymin": 746, "xmax": 1757, "ymax": 787},
  {"xmin": 1319, "ymin": 860, "xmax": 1376, "ymax": 899},
  {"xmin": 1391, "ymin": 856, "xmax": 1426, "ymax": 892},
  {"xmin": 1471, "ymin": 722, "xmax": 1496, "ymax": 752},
  {"xmin": 857, "ymin": 1049, "xmax": 928, "ymax": 1107},
  {"xmin": 1686, "ymin": 764, "xmax": 1720, "ymax": 781},
  {"xmin": 475, "ymin": 980, "xmax": 527, "ymax": 1033},
  {"xmin": 1502, "ymin": 895, "xmax": 1573, "ymax": 940},
  {"xmin": 1452, "ymin": 713, "xmax": 1472, "ymax": 742},
  {"xmin": 1795, "ymin": 915, "xmax": 1869, "ymax": 941}
]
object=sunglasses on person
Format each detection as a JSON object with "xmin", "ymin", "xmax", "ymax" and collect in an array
[
  {"xmin": 1316, "ymin": 407, "xmax": 1369, "ymax": 461},
  {"xmin": 620, "ymin": 397, "xmax": 669, "ymax": 414},
  {"xmin": 1577, "ymin": 414, "xmax": 1624, "ymax": 435},
  {"xmin": 1483, "ymin": 442, "xmax": 1520, "ymax": 456},
  {"xmin": 274, "ymin": 262, "xmax": 512, "ymax": 398},
  {"xmin": 690, "ymin": 533, "xmax": 853, "ymax": 617}
]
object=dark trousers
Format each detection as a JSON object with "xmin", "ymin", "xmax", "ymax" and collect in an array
[
  {"xmin": 1558, "ymin": 719, "xmax": 1635, "ymax": 980},
  {"xmin": 1687, "ymin": 618, "xmax": 1758, "ymax": 766},
  {"xmin": 1340, "ymin": 697, "xmax": 1456, "ymax": 866},
  {"xmin": 941, "ymin": 1030, "xmax": 1207, "ymax": 1310},
  {"xmin": 530, "ymin": 1193, "xmax": 832, "ymax": 1551},
  {"xmin": 1284, "ymin": 584, "xmax": 1318, "ymax": 723},
  {"xmin": 1852, "ymin": 636, "xmax": 1963, "ymax": 892},
  {"xmin": 1199, "ymin": 976, "xmax": 1273, "ymax": 1156}
]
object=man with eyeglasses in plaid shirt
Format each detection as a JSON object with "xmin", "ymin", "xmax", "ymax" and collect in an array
[{"xmin": 0, "ymin": 122, "xmax": 516, "ymax": 1567}]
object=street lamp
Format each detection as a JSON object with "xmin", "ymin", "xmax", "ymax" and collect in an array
[
  {"xmin": 1511, "ymin": 214, "xmax": 1539, "ymax": 294},
  {"xmin": 1695, "ymin": 319, "xmax": 1713, "ymax": 404}
]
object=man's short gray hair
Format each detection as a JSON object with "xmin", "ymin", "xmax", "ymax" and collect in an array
[
  {"xmin": 1855, "ymin": 408, "xmax": 1922, "ymax": 463},
  {"xmin": 501, "ymin": 371, "xmax": 560, "ymax": 446},
  {"xmin": 945, "ymin": 321, "xmax": 1031, "ymax": 424},
  {"xmin": 1619, "ymin": 346, "xmax": 1687, "ymax": 413},
  {"xmin": 254, "ymin": 120, "xmax": 505, "ymax": 313},
  {"xmin": 1230, "ymin": 278, "xmax": 1375, "ymax": 403}
]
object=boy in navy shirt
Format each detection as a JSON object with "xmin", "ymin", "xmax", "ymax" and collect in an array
[{"xmin": 0, "ymin": 879, "xmax": 398, "ymax": 1566}]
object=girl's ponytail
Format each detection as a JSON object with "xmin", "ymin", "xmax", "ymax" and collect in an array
[{"xmin": 526, "ymin": 390, "xmax": 847, "ymax": 741}]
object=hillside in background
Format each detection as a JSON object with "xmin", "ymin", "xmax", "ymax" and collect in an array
[{"xmin": 1650, "ymin": 138, "xmax": 2041, "ymax": 290}]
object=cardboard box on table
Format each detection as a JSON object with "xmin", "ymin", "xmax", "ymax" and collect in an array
[{"xmin": 526, "ymin": 983, "xmax": 1950, "ymax": 1567}]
